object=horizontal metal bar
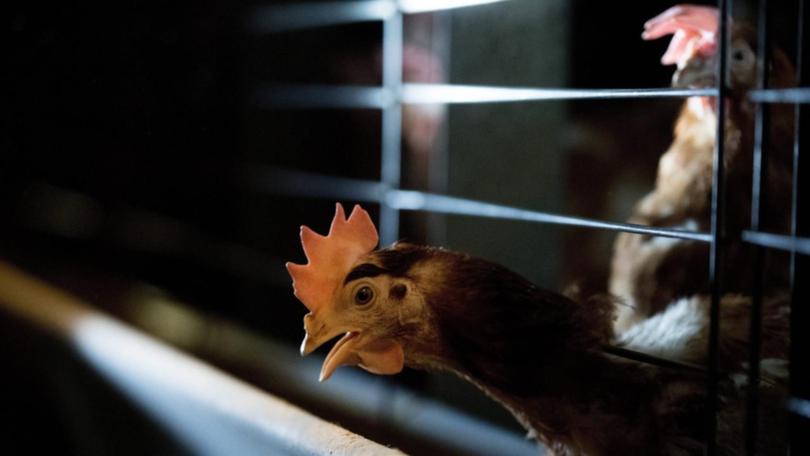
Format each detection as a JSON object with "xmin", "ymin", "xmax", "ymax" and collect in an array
[
  {"xmin": 253, "ymin": 84, "xmax": 718, "ymax": 109},
  {"xmin": 603, "ymin": 345, "xmax": 707, "ymax": 374},
  {"xmin": 741, "ymin": 230, "xmax": 810, "ymax": 255},
  {"xmin": 0, "ymin": 261, "xmax": 402, "ymax": 456},
  {"xmin": 788, "ymin": 397, "xmax": 810, "ymax": 419},
  {"xmin": 402, "ymin": 84, "xmax": 718, "ymax": 103},
  {"xmin": 248, "ymin": 0, "xmax": 513, "ymax": 33},
  {"xmin": 399, "ymin": 0, "xmax": 512, "ymax": 14},
  {"xmin": 245, "ymin": 167, "xmax": 713, "ymax": 242},
  {"xmin": 749, "ymin": 88, "xmax": 810, "ymax": 104},
  {"xmin": 388, "ymin": 190, "xmax": 713, "ymax": 241},
  {"xmin": 253, "ymin": 85, "xmax": 391, "ymax": 110}
]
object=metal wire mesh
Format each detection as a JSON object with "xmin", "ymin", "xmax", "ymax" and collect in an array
[{"xmin": 256, "ymin": 0, "xmax": 809, "ymax": 452}]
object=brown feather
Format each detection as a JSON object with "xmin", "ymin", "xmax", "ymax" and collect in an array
[{"xmin": 361, "ymin": 243, "xmax": 788, "ymax": 455}]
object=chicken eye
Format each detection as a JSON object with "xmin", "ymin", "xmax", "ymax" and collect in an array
[
  {"xmin": 355, "ymin": 286, "xmax": 374, "ymax": 305},
  {"xmin": 731, "ymin": 44, "xmax": 753, "ymax": 64}
]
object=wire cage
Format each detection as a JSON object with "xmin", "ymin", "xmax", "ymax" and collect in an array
[
  {"xmin": 251, "ymin": 0, "xmax": 810, "ymax": 454},
  {"xmin": 3, "ymin": 0, "xmax": 809, "ymax": 455}
]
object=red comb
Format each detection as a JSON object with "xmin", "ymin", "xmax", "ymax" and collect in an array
[
  {"xmin": 642, "ymin": 4, "xmax": 718, "ymax": 66},
  {"xmin": 286, "ymin": 203, "xmax": 379, "ymax": 313}
]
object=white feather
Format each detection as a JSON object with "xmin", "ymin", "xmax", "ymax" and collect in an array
[{"xmin": 616, "ymin": 296, "xmax": 707, "ymax": 361}]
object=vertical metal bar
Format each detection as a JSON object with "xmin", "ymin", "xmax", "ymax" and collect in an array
[
  {"xmin": 792, "ymin": 2, "xmax": 805, "ymax": 292},
  {"xmin": 790, "ymin": 1, "xmax": 810, "ymax": 453},
  {"xmin": 707, "ymin": 0, "xmax": 730, "ymax": 453},
  {"xmin": 745, "ymin": 0, "xmax": 771, "ymax": 453},
  {"xmin": 380, "ymin": 9, "xmax": 404, "ymax": 246},
  {"xmin": 426, "ymin": 11, "xmax": 452, "ymax": 246}
]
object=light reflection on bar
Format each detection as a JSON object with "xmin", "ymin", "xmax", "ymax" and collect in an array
[
  {"xmin": 788, "ymin": 397, "xmax": 810, "ymax": 419},
  {"xmin": 379, "ymin": 11, "xmax": 404, "ymax": 246},
  {"xmin": 387, "ymin": 190, "xmax": 712, "ymax": 241},
  {"xmin": 749, "ymin": 88, "xmax": 810, "ymax": 104},
  {"xmin": 742, "ymin": 230, "xmax": 810, "ymax": 255},
  {"xmin": 399, "ymin": 0, "xmax": 511, "ymax": 14},
  {"xmin": 253, "ymin": 84, "xmax": 717, "ymax": 109},
  {"xmin": 247, "ymin": 167, "xmax": 713, "ymax": 242},
  {"xmin": 402, "ymin": 84, "xmax": 718, "ymax": 103}
]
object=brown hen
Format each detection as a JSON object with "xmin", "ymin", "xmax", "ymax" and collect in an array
[
  {"xmin": 287, "ymin": 204, "xmax": 789, "ymax": 455},
  {"xmin": 610, "ymin": 5, "xmax": 795, "ymax": 331}
]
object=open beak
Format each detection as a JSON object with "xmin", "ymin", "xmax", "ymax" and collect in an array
[{"xmin": 300, "ymin": 313, "xmax": 405, "ymax": 382}]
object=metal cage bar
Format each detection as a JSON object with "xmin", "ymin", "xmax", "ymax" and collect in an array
[
  {"xmin": 790, "ymin": 0, "xmax": 810, "ymax": 452},
  {"xmin": 602, "ymin": 345, "xmax": 708, "ymax": 374},
  {"xmin": 253, "ymin": 84, "xmax": 717, "ymax": 109},
  {"xmin": 706, "ymin": 0, "xmax": 731, "ymax": 453},
  {"xmin": 742, "ymin": 230, "xmax": 810, "ymax": 255},
  {"xmin": 749, "ymin": 87, "xmax": 810, "ymax": 103},
  {"xmin": 789, "ymin": 397, "xmax": 810, "ymax": 419},
  {"xmin": 246, "ymin": 167, "xmax": 713, "ymax": 242},
  {"xmin": 741, "ymin": 0, "xmax": 810, "ymax": 452},
  {"xmin": 398, "ymin": 0, "xmax": 511, "ymax": 14},
  {"xmin": 745, "ymin": 1, "xmax": 772, "ymax": 453},
  {"xmin": 400, "ymin": 84, "xmax": 717, "ymax": 103},
  {"xmin": 380, "ymin": 11, "xmax": 403, "ymax": 246}
]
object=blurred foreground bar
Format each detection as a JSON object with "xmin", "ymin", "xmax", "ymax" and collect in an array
[{"xmin": 0, "ymin": 260, "xmax": 402, "ymax": 456}]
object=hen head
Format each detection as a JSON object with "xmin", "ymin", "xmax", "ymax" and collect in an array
[
  {"xmin": 286, "ymin": 204, "xmax": 615, "ymax": 391},
  {"xmin": 286, "ymin": 203, "xmax": 438, "ymax": 381},
  {"xmin": 642, "ymin": 4, "xmax": 759, "ymax": 94}
]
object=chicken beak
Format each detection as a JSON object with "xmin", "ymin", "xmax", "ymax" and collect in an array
[
  {"xmin": 300, "ymin": 312, "xmax": 340, "ymax": 356},
  {"xmin": 672, "ymin": 53, "xmax": 716, "ymax": 89},
  {"xmin": 299, "ymin": 312, "xmax": 405, "ymax": 382}
]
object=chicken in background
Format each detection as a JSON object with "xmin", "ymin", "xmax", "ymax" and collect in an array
[
  {"xmin": 609, "ymin": 4, "xmax": 795, "ymax": 331},
  {"xmin": 287, "ymin": 204, "xmax": 789, "ymax": 455}
]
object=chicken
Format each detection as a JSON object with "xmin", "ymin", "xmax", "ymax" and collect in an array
[
  {"xmin": 609, "ymin": 4, "xmax": 795, "ymax": 331},
  {"xmin": 286, "ymin": 204, "xmax": 789, "ymax": 455}
]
